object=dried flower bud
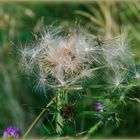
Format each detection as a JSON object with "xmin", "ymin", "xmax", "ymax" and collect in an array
[{"xmin": 60, "ymin": 104, "xmax": 76, "ymax": 121}]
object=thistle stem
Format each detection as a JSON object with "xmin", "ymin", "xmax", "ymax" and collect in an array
[
  {"xmin": 56, "ymin": 88, "xmax": 67, "ymax": 134},
  {"xmin": 22, "ymin": 97, "xmax": 55, "ymax": 139}
]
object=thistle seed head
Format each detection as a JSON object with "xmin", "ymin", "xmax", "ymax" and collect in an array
[
  {"xmin": 20, "ymin": 27, "xmax": 100, "ymax": 89},
  {"xmin": 19, "ymin": 25, "xmax": 134, "ymax": 91}
]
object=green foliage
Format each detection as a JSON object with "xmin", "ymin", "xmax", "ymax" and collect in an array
[{"xmin": 0, "ymin": 2, "xmax": 140, "ymax": 138}]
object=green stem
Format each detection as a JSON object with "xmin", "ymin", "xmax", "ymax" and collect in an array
[
  {"xmin": 86, "ymin": 120, "xmax": 103, "ymax": 137},
  {"xmin": 87, "ymin": 83, "xmax": 140, "ymax": 89},
  {"xmin": 22, "ymin": 97, "xmax": 55, "ymax": 139},
  {"xmin": 56, "ymin": 88, "xmax": 67, "ymax": 134}
]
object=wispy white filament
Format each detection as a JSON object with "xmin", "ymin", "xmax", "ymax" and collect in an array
[{"xmin": 19, "ymin": 26, "xmax": 135, "ymax": 91}]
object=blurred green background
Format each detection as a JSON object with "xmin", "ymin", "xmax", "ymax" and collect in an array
[{"xmin": 0, "ymin": 1, "xmax": 140, "ymax": 138}]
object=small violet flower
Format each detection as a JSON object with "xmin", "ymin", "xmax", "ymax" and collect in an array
[
  {"xmin": 3, "ymin": 126, "xmax": 20, "ymax": 139},
  {"xmin": 95, "ymin": 103, "xmax": 104, "ymax": 112}
]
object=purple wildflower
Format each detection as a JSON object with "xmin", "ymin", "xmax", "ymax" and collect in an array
[
  {"xmin": 95, "ymin": 103, "xmax": 104, "ymax": 112},
  {"xmin": 3, "ymin": 126, "xmax": 20, "ymax": 139}
]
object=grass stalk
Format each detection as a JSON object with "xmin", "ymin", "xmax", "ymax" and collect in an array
[{"xmin": 22, "ymin": 97, "xmax": 56, "ymax": 139}]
